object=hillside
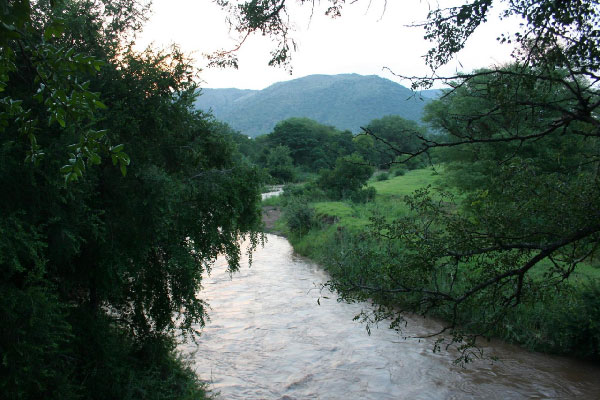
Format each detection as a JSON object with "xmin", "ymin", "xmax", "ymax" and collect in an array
[{"xmin": 195, "ymin": 74, "xmax": 436, "ymax": 137}]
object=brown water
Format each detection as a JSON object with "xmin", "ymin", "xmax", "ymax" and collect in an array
[{"xmin": 181, "ymin": 234, "xmax": 600, "ymax": 399}]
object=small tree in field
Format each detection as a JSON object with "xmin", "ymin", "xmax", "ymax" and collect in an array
[
  {"xmin": 317, "ymin": 154, "xmax": 374, "ymax": 200},
  {"xmin": 266, "ymin": 144, "xmax": 296, "ymax": 183}
]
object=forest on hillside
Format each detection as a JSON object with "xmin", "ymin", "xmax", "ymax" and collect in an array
[{"xmin": 194, "ymin": 74, "xmax": 434, "ymax": 137}]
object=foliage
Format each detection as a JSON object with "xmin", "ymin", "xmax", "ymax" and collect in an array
[
  {"xmin": 423, "ymin": 67, "xmax": 597, "ymax": 191},
  {"xmin": 317, "ymin": 154, "xmax": 374, "ymax": 201},
  {"xmin": 265, "ymin": 144, "xmax": 296, "ymax": 183},
  {"xmin": 349, "ymin": 186, "xmax": 377, "ymax": 204},
  {"xmin": 283, "ymin": 166, "xmax": 600, "ymax": 361},
  {"xmin": 328, "ymin": 70, "xmax": 598, "ymax": 354},
  {"xmin": 499, "ymin": 280, "xmax": 600, "ymax": 360},
  {"xmin": 375, "ymin": 172, "xmax": 389, "ymax": 181},
  {"xmin": 359, "ymin": 115, "xmax": 428, "ymax": 169},
  {"xmin": 283, "ymin": 198, "xmax": 316, "ymax": 235},
  {"xmin": 328, "ymin": 63, "xmax": 600, "ymax": 358},
  {"xmin": 215, "ymin": 0, "xmax": 600, "ymax": 359},
  {"xmin": 420, "ymin": 0, "xmax": 600, "ymax": 74},
  {"xmin": 280, "ymin": 181, "xmax": 326, "ymax": 202},
  {"xmin": 314, "ymin": 224, "xmax": 600, "ymax": 362},
  {"xmin": 1, "ymin": 1, "xmax": 262, "ymax": 398},
  {"xmin": 264, "ymin": 117, "xmax": 355, "ymax": 171},
  {"xmin": 0, "ymin": 0, "xmax": 142, "ymax": 182},
  {"xmin": 391, "ymin": 165, "xmax": 406, "ymax": 176},
  {"xmin": 210, "ymin": 119, "xmax": 261, "ymax": 161}
]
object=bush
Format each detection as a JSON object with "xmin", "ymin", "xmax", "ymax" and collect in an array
[
  {"xmin": 376, "ymin": 172, "xmax": 389, "ymax": 181},
  {"xmin": 350, "ymin": 186, "xmax": 377, "ymax": 203},
  {"xmin": 405, "ymin": 156, "xmax": 427, "ymax": 170},
  {"xmin": 317, "ymin": 154, "xmax": 374, "ymax": 200},
  {"xmin": 280, "ymin": 183, "xmax": 326, "ymax": 206},
  {"xmin": 392, "ymin": 166, "xmax": 407, "ymax": 176},
  {"xmin": 266, "ymin": 145, "xmax": 296, "ymax": 183},
  {"xmin": 284, "ymin": 199, "xmax": 316, "ymax": 235},
  {"xmin": 499, "ymin": 280, "xmax": 600, "ymax": 360},
  {"xmin": 268, "ymin": 165, "xmax": 296, "ymax": 183}
]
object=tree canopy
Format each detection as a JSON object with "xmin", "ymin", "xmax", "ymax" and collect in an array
[
  {"xmin": 358, "ymin": 115, "xmax": 428, "ymax": 169},
  {"xmin": 317, "ymin": 153, "xmax": 374, "ymax": 201},
  {"xmin": 328, "ymin": 67, "xmax": 600, "ymax": 358},
  {"xmin": 1, "ymin": 1, "xmax": 262, "ymax": 397},
  {"xmin": 264, "ymin": 117, "xmax": 355, "ymax": 171}
]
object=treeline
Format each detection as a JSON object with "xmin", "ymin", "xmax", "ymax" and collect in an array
[{"xmin": 218, "ymin": 115, "xmax": 431, "ymax": 196}]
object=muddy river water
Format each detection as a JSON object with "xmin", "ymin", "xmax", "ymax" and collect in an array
[{"xmin": 180, "ymin": 234, "xmax": 600, "ymax": 399}]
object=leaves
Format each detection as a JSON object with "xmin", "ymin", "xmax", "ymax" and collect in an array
[
  {"xmin": 1, "ymin": 1, "xmax": 262, "ymax": 398},
  {"xmin": 1, "ymin": 0, "xmax": 114, "ymax": 182}
]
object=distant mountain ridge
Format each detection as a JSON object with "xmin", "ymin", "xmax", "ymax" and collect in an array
[{"xmin": 195, "ymin": 74, "xmax": 439, "ymax": 137}]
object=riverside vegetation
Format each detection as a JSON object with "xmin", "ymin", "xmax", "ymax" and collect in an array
[
  {"xmin": 254, "ymin": 68, "xmax": 600, "ymax": 364},
  {"xmin": 0, "ymin": 1, "xmax": 262, "ymax": 398},
  {"xmin": 265, "ymin": 166, "xmax": 600, "ymax": 362}
]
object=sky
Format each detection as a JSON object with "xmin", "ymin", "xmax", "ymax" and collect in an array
[{"xmin": 136, "ymin": 0, "xmax": 518, "ymax": 90}]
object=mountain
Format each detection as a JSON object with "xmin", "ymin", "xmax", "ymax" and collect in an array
[{"xmin": 195, "ymin": 74, "xmax": 437, "ymax": 137}]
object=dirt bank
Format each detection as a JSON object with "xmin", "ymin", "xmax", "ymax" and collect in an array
[{"xmin": 261, "ymin": 206, "xmax": 282, "ymax": 233}]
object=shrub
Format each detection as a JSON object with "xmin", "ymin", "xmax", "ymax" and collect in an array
[
  {"xmin": 317, "ymin": 154, "xmax": 374, "ymax": 200},
  {"xmin": 392, "ymin": 166, "xmax": 407, "ymax": 176},
  {"xmin": 266, "ymin": 145, "xmax": 296, "ymax": 183},
  {"xmin": 280, "ymin": 183, "xmax": 326, "ymax": 206},
  {"xmin": 350, "ymin": 186, "xmax": 377, "ymax": 203},
  {"xmin": 376, "ymin": 172, "xmax": 389, "ymax": 181},
  {"xmin": 284, "ymin": 199, "xmax": 316, "ymax": 235}
]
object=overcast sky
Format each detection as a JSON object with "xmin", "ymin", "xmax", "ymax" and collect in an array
[{"xmin": 136, "ymin": 0, "xmax": 517, "ymax": 90}]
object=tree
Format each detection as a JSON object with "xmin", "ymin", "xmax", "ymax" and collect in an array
[
  {"xmin": 265, "ymin": 144, "xmax": 296, "ymax": 182},
  {"xmin": 266, "ymin": 117, "xmax": 355, "ymax": 171},
  {"xmin": 359, "ymin": 115, "xmax": 428, "ymax": 169},
  {"xmin": 1, "ymin": 1, "xmax": 262, "ymax": 397},
  {"xmin": 423, "ymin": 67, "xmax": 596, "ymax": 191},
  {"xmin": 317, "ymin": 153, "xmax": 374, "ymax": 201},
  {"xmin": 0, "ymin": 0, "xmax": 138, "ymax": 181},
  {"xmin": 210, "ymin": 119, "xmax": 262, "ymax": 161},
  {"xmin": 326, "ymin": 67, "xmax": 600, "ymax": 360}
]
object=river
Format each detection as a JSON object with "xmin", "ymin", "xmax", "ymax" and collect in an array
[{"xmin": 180, "ymin": 234, "xmax": 600, "ymax": 399}]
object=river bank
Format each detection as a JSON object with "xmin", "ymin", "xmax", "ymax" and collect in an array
[
  {"xmin": 264, "ymin": 170, "xmax": 600, "ymax": 363},
  {"xmin": 261, "ymin": 206, "xmax": 282, "ymax": 233}
]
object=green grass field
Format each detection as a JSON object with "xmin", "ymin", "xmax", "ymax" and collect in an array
[
  {"xmin": 309, "ymin": 167, "xmax": 441, "ymax": 229},
  {"xmin": 368, "ymin": 167, "xmax": 442, "ymax": 197},
  {"xmin": 264, "ymin": 166, "xmax": 600, "ymax": 282}
]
